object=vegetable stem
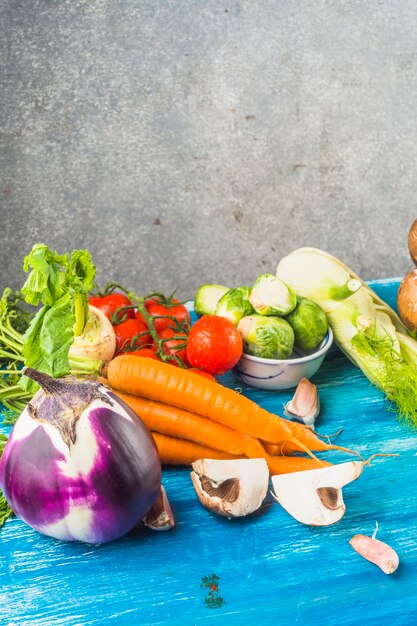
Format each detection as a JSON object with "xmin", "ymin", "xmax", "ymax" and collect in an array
[
  {"xmin": 0, "ymin": 350, "xmax": 25, "ymax": 362},
  {"xmin": 68, "ymin": 354, "xmax": 103, "ymax": 375},
  {"xmin": 73, "ymin": 294, "xmax": 88, "ymax": 337},
  {"xmin": 132, "ymin": 296, "xmax": 188, "ymax": 366},
  {"xmin": 330, "ymin": 279, "xmax": 362, "ymax": 301}
]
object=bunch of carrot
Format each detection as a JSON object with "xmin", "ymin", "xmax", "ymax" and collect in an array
[{"xmin": 105, "ymin": 354, "xmax": 352, "ymax": 475}]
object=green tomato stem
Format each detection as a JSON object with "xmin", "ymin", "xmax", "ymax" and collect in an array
[
  {"xmin": 133, "ymin": 297, "xmax": 169, "ymax": 362},
  {"xmin": 131, "ymin": 296, "xmax": 186, "ymax": 366}
]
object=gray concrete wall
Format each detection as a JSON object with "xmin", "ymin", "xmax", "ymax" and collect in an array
[{"xmin": 1, "ymin": 0, "xmax": 416, "ymax": 300}]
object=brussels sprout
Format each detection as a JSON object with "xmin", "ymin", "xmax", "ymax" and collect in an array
[
  {"xmin": 194, "ymin": 284, "xmax": 229, "ymax": 317},
  {"xmin": 215, "ymin": 286, "xmax": 254, "ymax": 325},
  {"xmin": 237, "ymin": 314, "xmax": 294, "ymax": 359},
  {"xmin": 285, "ymin": 296, "xmax": 328, "ymax": 350},
  {"xmin": 249, "ymin": 274, "xmax": 297, "ymax": 316}
]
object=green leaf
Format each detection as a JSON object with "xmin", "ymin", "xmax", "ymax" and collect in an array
[
  {"xmin": 0, "ymin": 491, "xmax": 13, "ymax": 527},
  {"xmin": 0, "ymin": 288, "xmax": 12, "ymax": 320},
  {"xmin": 21, "ymin": 243, "xmax": 68, "ymax": 307},
  {"xmin": 66, "ymin": 250, "xmax": 96, "ymax": 335},
  {"xmin": 66, "ymin": 249, "xmax": 96, "ymax": 294},
  {"xmin": 21, "ymin": 294, "xmax": 75, "ymax": 392}
]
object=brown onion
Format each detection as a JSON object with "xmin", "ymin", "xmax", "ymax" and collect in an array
[
  {"xmin": 408, "ymin": 219, "xmax": 417, "ymax": 266},
  {"xmin": 397, "ymin": 269, "xmax": 417, "ymax": 330}
]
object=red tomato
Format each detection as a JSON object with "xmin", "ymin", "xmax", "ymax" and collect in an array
[
  {"xmin": 89, "ymin": 293, "xmax": 134, "ymax": 323},
  {"xmin": 121, "ymin": 348, "xmax": 161, "ymax": 360},
  {"xmin": 135, "ymin": 310, "xmax": 148, "ymax": 326},
  {"xmin": 114, "ymin": 318, "xmax": 150, "ymax": 354},
  {"xmin": 159, "ymin": 328, "xmax": 189, "ymax": 365},
  {"xmin": 189, "ymin": 369, "xmax": 217, "ymax": 382},
  {"xmin": 186, "ymin": 315, "xmax": 243, "ymax": 375},
  {"xmin": 145, "ymin": 297, "xmax": 190, "ymax": 333}
]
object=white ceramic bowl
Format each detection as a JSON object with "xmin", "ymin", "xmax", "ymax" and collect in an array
[{"xmin": 234, "ymin": 327, "xmax": 334, "ymax": 391}]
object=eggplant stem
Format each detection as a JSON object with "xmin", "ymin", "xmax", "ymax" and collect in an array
[
  {"xmin": 23, "ymin": 368, "xmax": 112, "ymax": 448},
  {"xmin": 22, "ymin": 367, "xmax": 64, "ymax": 394}
]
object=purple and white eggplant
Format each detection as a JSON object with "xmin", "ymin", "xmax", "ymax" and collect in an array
[{"xmin": 0, "ymin": 368, "xmax": 161, "ymax": 544}]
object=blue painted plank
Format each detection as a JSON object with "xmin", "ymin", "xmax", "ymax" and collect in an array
[{"xmin": 1, "ymin": 278, "xmax": 416, "ymax": 626}]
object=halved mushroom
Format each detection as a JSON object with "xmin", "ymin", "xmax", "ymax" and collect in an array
[
  {"xmin": 271, "ymin": 461, "xmax": 363, "ymax": 526},
  {"xmin": 190, "ymin": 458, "xmax": 269, "ymax": 518},
  {"xmin": 284, "ymin": 377, "xmax": 320, "ymax": 427}
]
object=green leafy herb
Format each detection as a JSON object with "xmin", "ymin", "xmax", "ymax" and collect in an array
[
  {"xmin": 0, "ymin": 492, "xmax": 13, "ymax": 527},
  {"xmin": 0, "ymin": 288, "xmax": 32, "ymax": 335},
  {"xmin": 351, "ymin": 330, "xmax": 417, "ymax": 425},
  {"xmin": 0, "ymin": 433, "xmax": 13, "ymax": 528},
  {"xmin": 200, "ymin": 573, "xmax": 225, "ymax": 609}
]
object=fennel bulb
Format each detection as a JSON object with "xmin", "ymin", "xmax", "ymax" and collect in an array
[{"xmin": 276, "ymin": 247, "xmax": 417, "ymax": 425}]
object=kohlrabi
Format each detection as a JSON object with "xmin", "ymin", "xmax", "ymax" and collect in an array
[{"xmin": 19, "ymin": 244, "xmax": 115, "ymax": 392}]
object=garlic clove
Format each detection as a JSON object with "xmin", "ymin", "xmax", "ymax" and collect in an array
[
  {"xmin": 143, "ymin": 485, "xmax": 175, "ymax": 531},
  {"xmin": 271, "ymin": 461, "xmax": 363, "ymax": 526},
  {"xmin": 284, "ymin": 377, "xmax": 320, "ymax": 427},
  {"xmin": 349, "ymin": 534, "xmax": 399, "ymax": 574},
  {"xmin": 190, "ymin": 458, "xmax": 269, "ymax": 518}
]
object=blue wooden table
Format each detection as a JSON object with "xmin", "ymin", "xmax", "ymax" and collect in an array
[{"xmin": 1, "ymin": 278, "xmax": 416, "ymax": 626}]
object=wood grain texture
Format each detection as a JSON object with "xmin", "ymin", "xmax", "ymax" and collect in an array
[{"xmin": 1, "ymin": 279, "xmax": 416, "ymax": 626}]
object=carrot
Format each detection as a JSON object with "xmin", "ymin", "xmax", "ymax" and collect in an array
[
  {"xmin": 115, "ymin": 390, "xmax": 269, "ymax": 458},
  {"xmin": 106, "ymin": 355, "xmax": 326, "ymax": 454},
  {"xmin": 267, "ymin": 455, "xmax": 331, "ymax": 474},
  {"xmin": 114, "ymin": 389, "xmax": 329, "ymax": 472},
  {"xmin": 262, "ymin": 419, "xmax": 357, "ymax": 456},
  {"xmin": 262, "ymin": 441, "xmax": 296, "ymax": 456},
  {"xmin": 151, "ymin": 432, "xmax": 237, "ymax": 465},
  {"xmin": 152, "ymin": 432, "xmax": 330, "ymax": 474}
]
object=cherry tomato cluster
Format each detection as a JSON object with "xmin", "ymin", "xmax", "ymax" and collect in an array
[{"xmin": 89, "ymin": 285, "xmax": 243, "ymax": 377}]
